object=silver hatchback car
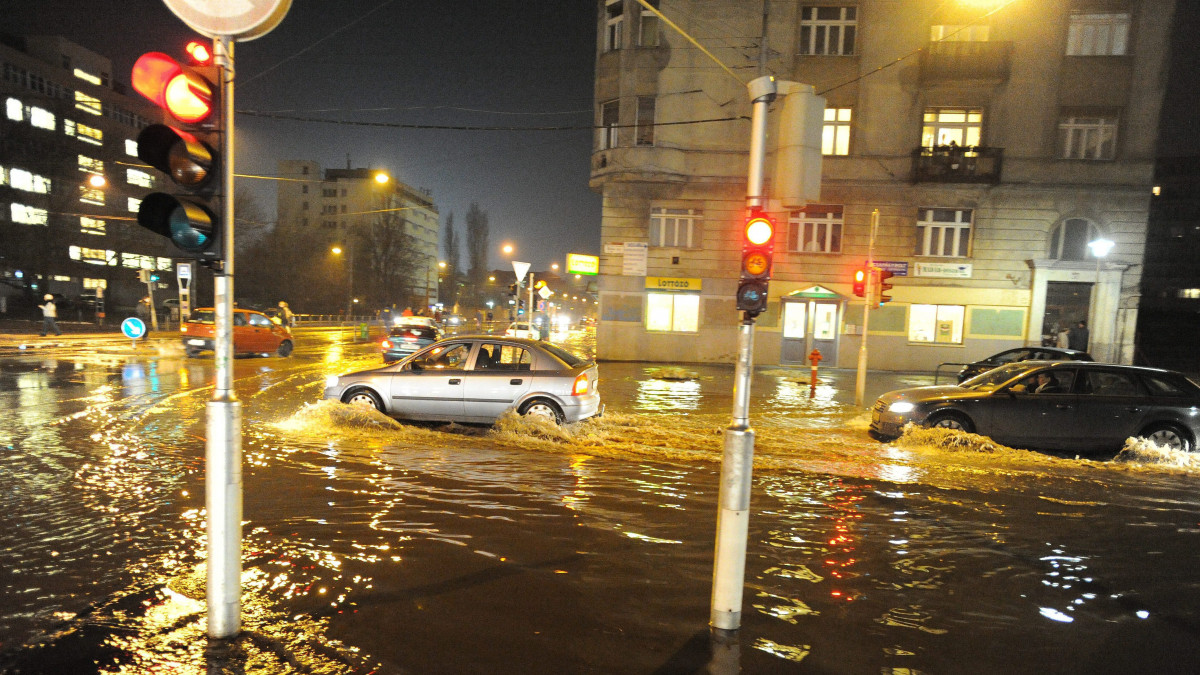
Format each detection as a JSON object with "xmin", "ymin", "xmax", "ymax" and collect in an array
[{"xmin": 324, "ymin": 336, "xmax": 602, "ymax": 425}]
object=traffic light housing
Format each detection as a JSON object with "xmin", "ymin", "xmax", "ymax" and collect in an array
[
  {"xmin": 876, "ymin": 269, "xmax": 895, "ymax": 306},
  {"xmin": 853, "ymin": 268, "xmax": 867, "ymax": 297},
  {"xmin": 736, "ymin": 210, "xmax": 775, "ymax": 316},
  {"xmin": 131, "ymin": 49, "xmax": 224, "ymax": 267}
]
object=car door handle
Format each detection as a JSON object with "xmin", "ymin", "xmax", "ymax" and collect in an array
[
  {"xmin": 510, "ymin": 379, "xmax": 523, "ymax": 385},
  {"xmin": 1127, "ymin": 407, "xmax": 1141, "ymax": 413},
  {"xmin": 448, "ymin": 378, "xmax": 461, "ymax": 385}
]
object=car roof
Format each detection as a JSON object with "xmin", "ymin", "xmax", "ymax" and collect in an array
[{"xmin": 1021, "ymin": 360, "xmax": 1184, "ymax": 376}]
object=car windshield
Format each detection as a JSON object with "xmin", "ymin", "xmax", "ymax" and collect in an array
[
  {"xmin": 540, "ymin": 343, "xmax": 589, "ymax": 368},
  {"xmin": 188, "ymin": 310, "xmax": 215, "ymax": 323},
  {"xmin": 959, "ymin": 363, "xmax": 1033, "ymax": 391}
]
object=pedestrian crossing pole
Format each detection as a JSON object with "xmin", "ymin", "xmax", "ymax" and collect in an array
[{"xmin": 854, "ymin": 209, "xmax": 879, "ymax": 407}]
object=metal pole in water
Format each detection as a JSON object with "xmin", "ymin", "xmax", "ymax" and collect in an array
[{"xmin": 207, "ymin": 34, "xmax": 242, "ymax": 639}]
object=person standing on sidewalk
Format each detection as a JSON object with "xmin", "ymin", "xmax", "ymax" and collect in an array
[{"xmin": 38, "ymin": 294, "xmax": 62, "ymax": 336}]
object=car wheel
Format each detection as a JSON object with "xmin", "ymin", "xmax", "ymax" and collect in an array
[
  {"xmin": 342, "ymin": 388, "xmax": 384, "ymax": 413},
  {"xmin": 926, "ymin": 411, "xmax": 974, "ymax": 434},
  {"xmin": 276, "ymin": 340, "xmax": 294, "ymax": 357},
  {"xmin": 1138, "ymin": 424, "xmax": 1193, "ymax": 452},
  {"xmin": 519, "ymin": 399, "xmax": 564, "ymax": 424}
]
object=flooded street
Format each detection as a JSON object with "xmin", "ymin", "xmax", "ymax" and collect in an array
[{"xmin": 3, "ymin": 328, "xmax": 1200, "ymax": 673}]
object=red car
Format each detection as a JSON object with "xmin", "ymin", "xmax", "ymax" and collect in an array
[{"xmin": 181, "ymin": 308, "xmax": 294, "ymax": 357}]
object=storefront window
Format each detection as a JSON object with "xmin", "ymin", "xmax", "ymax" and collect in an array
[
  {"xmin": 646, "ymin": 293, "xmax": 699, "ymax": 332},
  {"xmin": 909, "ymin": 304, "xmax": 964, "ymax": 344}
]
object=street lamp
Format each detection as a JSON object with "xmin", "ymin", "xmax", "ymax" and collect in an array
[{"xmin": 1087, "ymin": 238, "xmax": 1115, "ymax": 359}]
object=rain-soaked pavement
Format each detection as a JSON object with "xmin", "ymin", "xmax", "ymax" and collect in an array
[{"xmin": 2, "ymin": 327, "xmax": 1200, "ymax": 673}]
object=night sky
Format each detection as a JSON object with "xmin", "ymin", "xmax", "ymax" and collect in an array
[{"xmin": 4, "ymin": 0, "xmax": 602, "ymax": 271}]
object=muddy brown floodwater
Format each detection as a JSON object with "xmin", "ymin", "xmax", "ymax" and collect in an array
[{"xmin": 2, "ymin": 328, "xmax": 1200, "ymax": 673}]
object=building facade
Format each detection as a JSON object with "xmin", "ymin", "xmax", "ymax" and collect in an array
[
  {"xmin": 591, "ymin": 0, "xmax": 1172, "ymax": 369},
  {"xmin": 1, "ymin": 34, "xmax": 171, "ymax": 316},
  {"xmin": 276, "ymin": 160, "xmax": 441, "ymax": 311}
]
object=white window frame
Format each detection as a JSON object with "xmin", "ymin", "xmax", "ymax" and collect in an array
[
  {"xmin": 635, "ymin": 96, "xmax": 655, "ymax": 146},
  {"xmin": 788, "ymin": 205, "xmax": 843, "ymax": 253},
  {"xmin": 909, "ymin": 304, "xmax": 966, "ymax": 344},
  {"xmin": 1066, "ymin": 12, "xmax": 1129, "ymax": 56},
  {"xmin": 823, "ymin": 107, "xmax": 851, "ymax": 155},
  {"xmin": 1049, "ymin": 218, "xmax": 1101, "ymax": 261},
  {"xmin": 916, "ymin": 208, "xmax": 973, "ymax": 257},
  {"xmin": 922, "ymin": 108, "xmax": 983, "ymax": 148},
  {"xmin": 649, "ymin": 207, "xmax": 702, "ymax": 248},
  {"xmin": 12, "ymin": 203, "xmax": 49, "ymax": 225},
  {"xmin": 1058, "ymin": 114, "xmax": 1118, "ymax": 160},
  {"xmin": 605, "ymin": 0, "xmax": 624, "ymax": 52},
  {"xmin": 638, "ymin": 0, "xmax": 660, "ymax": 47},
  {"xmin": 799, "ymin": 6, "xmax": 857, "ymax": 56},
  {"xmin": 646, "ymin": 292, "xmax": 699, "ymax": 332},
  {"xmin": 600, "ymin": 99, "xmax": 620, "ymax": 150}
]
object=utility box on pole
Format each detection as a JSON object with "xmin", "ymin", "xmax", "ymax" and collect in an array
[{"xmin": 773, "ymin": 82, "xmax": 825, "ymax": 209}]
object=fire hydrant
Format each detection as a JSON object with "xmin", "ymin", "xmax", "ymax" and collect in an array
[{"xmin": 808, "ymin": 349, "xmax": 822, "ymax": 396}]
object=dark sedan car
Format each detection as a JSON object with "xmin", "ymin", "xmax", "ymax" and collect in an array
[
  {"xmin": 871, "ymin": 361, "xmax": 1200, "ymax": 453},
  {"xmin": 956, "ymin": 346, "xmax": 1092, "ymax": 383},
  {"xmin": 381, "ymin": 323, "xmax": 442, "ymax": 362},
  {"xmin": 325, "ymin": 335, "xmax": 602, "ymax": 425}
]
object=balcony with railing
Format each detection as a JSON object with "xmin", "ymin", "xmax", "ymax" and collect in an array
[
  {"xmin": 911, "ymin": 146, "xmax": 1003, "ymax": 183},
  {"xmin": 920, "ymin": 40, "xmax": 1013, "ymax": 84}
]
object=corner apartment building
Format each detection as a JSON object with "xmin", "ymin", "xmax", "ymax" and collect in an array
[
  {"xmin": 591, "ymin": 0, "xmax": 1173, "ymax": 369},
  {"xmin": 1, "ymin": 34, "xmax": 170, "ymax": 314},
  {"xmin": 276, "ymin": 160, "xmax": 441, "ymax": 309}
]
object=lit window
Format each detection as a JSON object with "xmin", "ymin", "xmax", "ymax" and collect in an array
[
  {"xmin": 6, "ymin": 97, "xmax": 23, "ymax": 121},
  {"xmin": 81, "ymin": 216, "xmax": 107, "ymax": 235},
  {"xmin": 74, "ymin": 91, "xmax": 102, "ymax": 116},
  {"xmin": 646, "ymin": 292, "xmax": 699, "ymax": 332},
  {"xmin": 30, "ymin": 106, "xmax": 55, "ymax": 130},
  {"xmin": 78, "ymin": 155, "xmax": 104, "ymax": 173},
  {"xmin": 788, "ymin": 205, "xmax": 843, "ymax": 253},
  {"xmin": 128, "ymin": 197, "xmax": 141, "ymax": 213},
  {"xmin": 1066, "ymin": 12, "xmax": 1129, "ymax": 56},
  {"xmin": 916, "ymin": 208, "xmax": 972, "ymax": 257},
  {"xmin": 52, "ymin": 275, "xmax": 72, "ymax": 282},
  {"xmin": 823, "ymin": 107, "xmax": 851, "ymax": 155},
  {"xmin": 126, "ymin": 139, "xmax": 138, "ymax": 156},
  {"xmin": 126, "ymin": 168, "xmax": 155, "ymax": 188},
  {"xmin": 157, "ymin": 257, "xmax": 172, "ymax": 271},
  {"xmin": 923, "ymin": 108, "xmax": 983, "ymax": 148},
  {"xmin": 83, "ymin": 278, "xmax": 108, "ymax": 290},
  {"xmin": 909, "ymin": 304, "xmax": 965, "ymax": 344},
  {"xmin": 650, "ymin": 207, "xmax": 703, "ymax": 248},
  {"xmin": 69, "ymin": 246, "xmax": 116, "ymax": 265},
  {"xmin": 10, "ymin": 168, "xmax": 52, "ymax": 194},
  {"xmin": 12, "ymin": 203, "xmax": 49, "ymax": 225},
  {"xmin": 636, "ymin": 96, "xmax": 655, "ymax": 146},
  {"xmin": 73, "ymin": 68, "xmax": 102, "ymax": 85},
  {"xmin": 80, "ymin": 185, "xmax": 105, "ymax": 205},
  {"xmin": 0, "ymin": 165, "xmax": 6, "ymax": 186},
  {"xmin": 76, "ymin": 122, "xmax": 102, "ymax": 145},
  {"xmin": 122, "ymin": 253, "xmax": 155, "ymax": 269},
  {"xmin": 1058, "ymin": 113, "xmax": 1118, "ymax": 160},
  {"xmin": 799, "ymin": 6, "xmax": 857, "ymax": 55}
]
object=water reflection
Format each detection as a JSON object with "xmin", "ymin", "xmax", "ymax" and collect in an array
[{"xmin": 635, "ymin": 378, "xmax": 701, "ymax": 411}]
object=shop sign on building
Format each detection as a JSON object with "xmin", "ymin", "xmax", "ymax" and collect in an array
[{"xmin": 914, "ymin": 262, "xmax": 972, "ymax": 278}]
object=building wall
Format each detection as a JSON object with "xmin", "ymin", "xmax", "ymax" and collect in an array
[
  {"xmin": 0, "ymin": 35, "xmax": 170, "ymax": 314},
  {"xmin": 592, "ymin": 0, "xmax": 1172, "ymax": 369}
]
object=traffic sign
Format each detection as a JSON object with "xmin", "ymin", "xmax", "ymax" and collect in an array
[
  {"xmin": 164, "ymin": 0, "xmax": 291, "ymax": 40},
  {"xmin": 121, "ymin": 317, "xmax": 147, "ymax": 339}
]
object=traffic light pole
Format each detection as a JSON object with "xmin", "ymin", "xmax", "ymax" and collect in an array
[
  {"xmin": 711, "ymin": 74, "xmax": 775, "ymax": 634},
  {"xmin": 854, "ymin": 209, "xmax": 879, "ymax": 407},
  {"xmin": 206, "ymin": 35, "xmax": 242, "ymax": 640}
]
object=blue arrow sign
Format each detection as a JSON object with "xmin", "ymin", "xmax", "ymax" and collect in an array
[{"xmin": 121, "ymin": 317, "xmax": 147, "ymax": 339}]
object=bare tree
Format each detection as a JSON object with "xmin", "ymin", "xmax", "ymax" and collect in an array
[
  {"xmin": 465, "ymin": 202, "xmax": 490, "ymax": 307},
  {"xmin": 359, "ymin": 195, "xmax": 422, "ymax": 311},
  {"xmin": 442, "ymin": 211, "xmax": 461, "ymax": 308}
]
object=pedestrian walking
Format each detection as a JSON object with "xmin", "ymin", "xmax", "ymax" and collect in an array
[
  {"xmin": 38, "ymin": 294, "xmax": 62, "ymax": 336},
  {"xmin": 277, "ymin": 301, "xmax": 295, "ymax": 328}
]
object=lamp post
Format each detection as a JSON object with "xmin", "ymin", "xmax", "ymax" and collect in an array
[
  {"xmin": 1087, "ymin": 238, "xmax": 1115, "ymax": 360},
  {"xmin": 331, "ymin": 245, "xmax": 353, "ymax": 319}
]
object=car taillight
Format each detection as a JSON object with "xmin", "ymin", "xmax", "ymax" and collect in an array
[
  {"xmin": 571, "ymin": 373, "xmax": 590, "ymax": 396},
  {"xmin": 382, "ymin": 339, "xmax": 392, "ymax": 349}
]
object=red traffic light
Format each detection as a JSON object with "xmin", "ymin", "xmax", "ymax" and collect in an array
[
  {"xmin": 132, "ymin": 52, "xmax": 214, "ymax": 124},
  {"xmin": 853, "ymin": 268, "xmax": 867, "ymax": 297},
  {"xmin": 185, "ymin": 41, "xmax": 212, "ymax": 65},
  {"xmin": 745, "ymin": 215, "xmax": 774, "ymax": 246}
]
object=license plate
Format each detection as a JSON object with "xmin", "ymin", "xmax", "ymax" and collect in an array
[{"xmin": 187, "ymin": 339, "xmax": 205, "ymax": 346}]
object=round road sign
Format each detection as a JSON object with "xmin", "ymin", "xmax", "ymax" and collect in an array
[
  {"xmin": 121, "ymin": 317, "xmax": 147, "ymax": 339},
  {"xmin": 163, "ymin": 0, "xmax": 292, "ymax": 41}
]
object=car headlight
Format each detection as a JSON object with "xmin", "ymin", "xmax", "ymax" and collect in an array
[
  {"xmin": 324, "ymin": 375, "xmax": 341, "ymax": 388},
  {"xmin": 888, "ymin": 401, "xmax": 916, "ymax": 414}
]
